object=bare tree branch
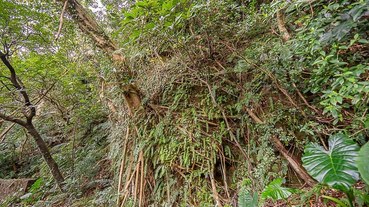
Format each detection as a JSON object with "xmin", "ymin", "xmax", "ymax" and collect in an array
[
  {"xmin": 0, "ymin": 111, "xmax": 26, "ymax": 126},
  {"xmin": 0, "ymin": 123, "xmax": 16, "ymax": 143},
  {"xmin": 55, "ymin": 0, "xmax": 68, "ymax": 41}
]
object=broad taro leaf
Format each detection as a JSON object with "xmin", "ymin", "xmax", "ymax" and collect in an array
[
  {"xmin": 357, "ymin": 141, "xmax": 369, "ymax": 185},
  {"xmin": 302, "ymin": 134, "xmax": 360, "ymax": 193},
  {"xmin": 261, "ymin": 178, "xmax": 294, "ymax": 201}
]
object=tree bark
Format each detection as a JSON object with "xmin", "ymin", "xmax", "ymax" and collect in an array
[
  {"xmin": 0, "ymin": 115, "xmax": 65, "ymax": 191},
  {"xmin": 59, "ymin": 0, "xmax": 142, "ymax": 114},
  {"xmin": 270, "ymin": 136, "xmax": 317, "ymax": 186},
  {"xmin": 276, "ymin": 10, "xmax": 291, "ymax": 42},
  {"xmin": 25, "ymin": 123, "xmax": 65, "ymax": 189},
  {"xmin": 64, "ymin": 0, "xmax": 118, "ymax": 57}
]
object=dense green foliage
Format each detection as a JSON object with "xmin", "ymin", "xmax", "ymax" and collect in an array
[
  {"xmin": 0, "ymin": 0, "xmax": 368, "ymax": 206},
  {"xmin": 290, "ymin": 0, "xmax": 369, "ymax": 123}
]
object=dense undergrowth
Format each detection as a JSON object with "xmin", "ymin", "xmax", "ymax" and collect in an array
[
  {"xmin": 106, "ymin": 0, "xmax": 369, "ymax": 206},
  {"xmin": 1, "ymin": 0, "xmax": 369, "ymax": 206}
]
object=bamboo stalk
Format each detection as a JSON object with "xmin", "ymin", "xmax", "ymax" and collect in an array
[{"xmin": 116, "ymin": 127, "xmax": 130, "ymax": 206}]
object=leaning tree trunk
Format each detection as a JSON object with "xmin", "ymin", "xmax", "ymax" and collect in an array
[{"xmin": 59, "ymin": 0, "xmax": 142, "ymax": 115}]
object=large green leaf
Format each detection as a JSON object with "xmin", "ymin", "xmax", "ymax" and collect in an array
[
  {"xmin": 357, "ymin": 141, "xmax": 369, "ymax": 185},
  {"xmin": 261, "ymin": 178, "xmax": 294, "ymax": 201},
  {"xmin": 302, "ymin": 134, "xmax": 360, "ymax": 192}
]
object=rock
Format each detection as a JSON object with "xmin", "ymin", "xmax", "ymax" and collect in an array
[
  {"xmin": 0, "ymin": 179, "xmax": 36, "ymax": 201},
  {"xmin": 20, "ymin": 192, "xmax": 32, "ymax": 200}
]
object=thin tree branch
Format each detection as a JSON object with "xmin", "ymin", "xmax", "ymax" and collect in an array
[
  {"xmin": 55, "ymin": 0, "xmax": 68, "ymax": 41},
  {"xmin": 0, "ymin": 123, "xmax": 16, "ymax": 143},
  {"xmin": 0, "ymin": 111, "xmax": 26, "ymax": 126}
]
